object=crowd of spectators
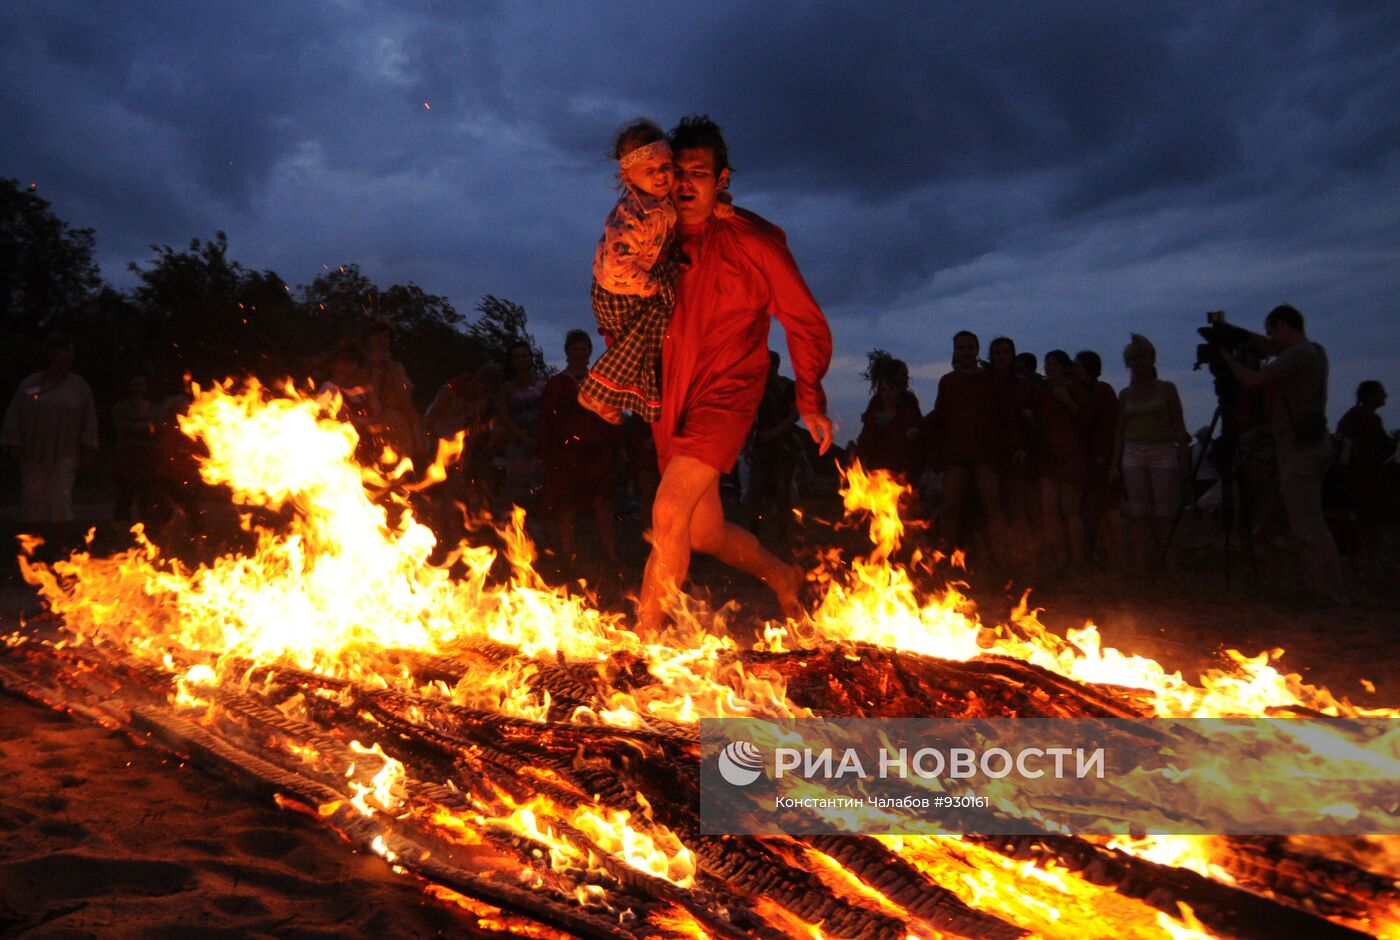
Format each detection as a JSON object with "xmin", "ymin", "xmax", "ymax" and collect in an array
[
  {"xmin": 847, "ymin": 313, "xmax": 1392, "ymax": 599},
  {"xmin": 851, "ymin": 332, "xmax": 1148, "ymax": 576},
  {"xmin": 3, "ymin": 307, "xmax": 1394, "ymax": 603},
  {"xmin": 0, "ymin": 320, "xmax": 651, "ymax": 575}
]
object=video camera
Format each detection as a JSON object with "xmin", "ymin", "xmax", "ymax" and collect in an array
[{"xmin": 1194, "ymin": 311, "xmax": 1255, "ymax": 374}]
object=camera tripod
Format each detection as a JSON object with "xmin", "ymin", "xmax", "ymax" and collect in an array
[{"xmin": 1161, "ymin": 389, "xmax": 1257, "ymax": 589}]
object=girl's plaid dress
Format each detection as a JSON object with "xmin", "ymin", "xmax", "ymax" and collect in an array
[{"xmin": 580, "ymin": 185, "xmax": 677, "ymax": 422}]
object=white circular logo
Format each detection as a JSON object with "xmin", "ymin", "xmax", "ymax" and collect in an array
[{"xmin": 717, "ymin": 740, "xmax": 764, "ymax": 786}]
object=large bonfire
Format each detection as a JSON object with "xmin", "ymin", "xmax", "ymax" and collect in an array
[{"xmin": 4, "ymin": 379, "xmax": 1397, "ymax": 939}]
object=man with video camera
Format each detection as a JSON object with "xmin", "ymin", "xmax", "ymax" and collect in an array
[{"xmin": 1217, "ymin": 304, "xmax": 1348, "ymax": 606}]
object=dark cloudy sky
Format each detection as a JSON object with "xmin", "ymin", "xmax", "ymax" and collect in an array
[{"xmin": 4, "ymin": 1, "xmax": 1398, "ymax": 435}]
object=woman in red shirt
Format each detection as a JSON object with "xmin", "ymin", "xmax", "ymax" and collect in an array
[
  {"xmin": 987, "ymin": 337, "xmax": 1034, "ymax": 568},
  {"xmin": 1037, "ymin": 350, "xmax": 1090, "ymax": 569},
  {"xmin": 538, "ymin": 330, "xmax": 622, "ymax": 570},
  {"xmin": 926, "ymin": 331, "xmax": 1011, "ymax": 562},
  {"xmin": 1074, "ymin": 349, "xmax": 1126, "ymax": 570},
  {"xmin": 855, "ymin": 358, "xmax": 921, "ymax": 479},
  {"xmin": 1337, "ymin": 380, "xmax": 1389, "ymax": 571}
]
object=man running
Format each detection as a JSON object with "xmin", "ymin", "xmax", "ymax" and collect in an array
[{"xmin": 638, "ymin": 115, "xmax": 833, "ymax": 637}]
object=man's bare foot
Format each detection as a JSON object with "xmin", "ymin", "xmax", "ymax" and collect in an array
[
  {"xmin": 632, "ymin": 625, "xmax": 659, "ymax": 645},
  {"xmin": 770, "ymin": 563, "xmax": 806, "ymax": 622},
  {"xmin": 578, "ymin": 389, "xmax": 622, "ymax": 425}
]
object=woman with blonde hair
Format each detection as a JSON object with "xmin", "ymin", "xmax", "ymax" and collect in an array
[{"xmin": 1109, "ymin": 333, "xmax": 1191, "ymax": 574}]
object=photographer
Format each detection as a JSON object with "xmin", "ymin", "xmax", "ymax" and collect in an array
[{"xmin": 1219, "ymin": 304, "xmax": 1347, "ymax": 606}]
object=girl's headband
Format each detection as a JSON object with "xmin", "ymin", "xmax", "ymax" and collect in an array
[{"xmin": 619, "ymin": 140, "xmax": 671, "ymax": 170}]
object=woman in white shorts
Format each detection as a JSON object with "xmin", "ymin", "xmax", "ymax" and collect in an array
[{"xmin": 1109, "ymin": 334, "xmax": 1191, "ymax": 573}]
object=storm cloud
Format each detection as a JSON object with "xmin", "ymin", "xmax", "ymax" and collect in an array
[{"xmin": 3, "ymin": 0, "xmax": 1397, "ymax": 432}]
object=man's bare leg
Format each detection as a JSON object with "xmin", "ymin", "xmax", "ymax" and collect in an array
[
  {"xmin": 638, "ymin": 455, "xmax": 801, "ymax": 636},
  {"xmin": 637, "ymin": 456, "xmax": 720, "ymax": 637},
  {"xmin": 689, "ymin": 481, "xmax": 802, "ymax": 619}
]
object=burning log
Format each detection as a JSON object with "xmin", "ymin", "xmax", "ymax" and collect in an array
[
  {"xmin": 740, "ymin": 644, "xmax": 1150, "ymax": 718},
  {"xmin": 1, "ymin": 647, "xmax": 707, "ymax": 938},
  {"xmin": 972, "ymin": 834, "xmax": 1377, "ymax": 939},
  {"xmin": 690, "ymin": 835, "xmax": 910, "ymax": 940},
  {"xmin": 800, "ymin": 834, "xmax": 1028, "ymax": 939},
  {"xmin": 3, "ymin": 638, "xmax": 1021, "ymax": 938},
  {"xmin": 1203, "ymin": 837, "xmax": 1400, "ymax": 933}
]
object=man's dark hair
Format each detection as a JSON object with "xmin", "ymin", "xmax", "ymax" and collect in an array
[
  {"xmin": 1074, "ymin": 349, "xmax": 1102, "ymax": 379},
  {"xmin": 1358, "ymin": 379, "xmax": 1383, "ymax": 404},
  {"xmin": 669, "ymin": 114, "xmax": 730, "ymax": 173},
  {"xmin": 1015, "ymin": 351, "xmax": 1038, "ymax": 373},
  {"xmin": 768, "ymin": 349, "xmax": 781, "ymax": 368},
  {"xmin": 953, "ymin": 330, "xmax": 979, "ymax": 349},
  {"xmin": 564, "ymin": 328, "xmax": 592, "ymax": 351},
  {"xmin": 45, "ymin": 331, "xmax": 74, "ymax": 350},
  {"xmin": 989, "ymin": 336, "xmax": 1016, "ymax": 358},
  {"xmin": 612, "ymin": 119, "xmax": 666, "ymax": 160},
  {"xmin": 1265, "ymin": 304, "xmax": 1305, "ymax": 332}
]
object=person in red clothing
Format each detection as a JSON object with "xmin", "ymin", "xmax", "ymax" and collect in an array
[
  {"xmin": 855, "ymin": 357, "xmax": 921, "ymax": 479},
  {"xmin": 538, "ymin": 330, "xmax": 623, "ymax": 570},
  {"xmin": 924, "ymin": 331, "xmax": 1011, "ymax": 561},
  {"xmin": 638, "ymin": 116, "xmax": 833, "ymax": 637},
  {"xmin": 988, "ymin": 337, "xmax": 1034, "ymax": 566},
  {"xmin": 1037, "ymin": 349, "xmax": 1090, "ymax": 569},
  {"xmin": 1074, "ymin": 349, "xmax": 1126, "ymax": 569},
  {"xmin": 1337, "ymin": 380, "xmax": 1389, "ymax": 571}
]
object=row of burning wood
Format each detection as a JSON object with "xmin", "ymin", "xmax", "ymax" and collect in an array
[{"xmin": 0, "ymin": 625, "xmax": 1390, "ymax": 939}]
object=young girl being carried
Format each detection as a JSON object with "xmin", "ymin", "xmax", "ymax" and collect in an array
[{"xmin": 578, "ymin": 119, "xmax": 729, "ymax": 424}]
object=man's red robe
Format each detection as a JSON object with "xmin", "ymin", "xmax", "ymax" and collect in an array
[{"xmin": 655, "ymin": 208, "xmax": 832, "ymax": 473}]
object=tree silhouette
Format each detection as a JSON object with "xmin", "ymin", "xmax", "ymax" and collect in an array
[
  {"xmin": 301, "ymin": 264, "xmax": 486, "ymax": 403},
  {"xmin": 301, "ymin": 264, "xmax": 380, "ymax": 340},
  {"xmin": 127, "ymin": 232, "xmax": 298, "ymax": 384},
  {"xmin": 1, "ymin": 179, "xmax": 106, "ymax": 500},
  {"xmin": 468, "ymin": 295, "xmax": 548, "ymax": 376},
  {"xmin": 2, "ymin": 194, "xmax": 556, "ymax": 481},
  {"xmin": 0, "ymin": 178, "xmax": 101, "ymax": 335},
  {"xmin": 0, "ymin": 178, "xmax": 103, "ymax": 390}
]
